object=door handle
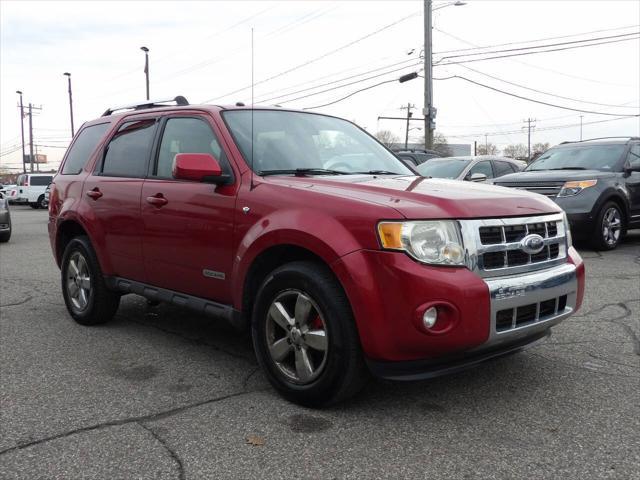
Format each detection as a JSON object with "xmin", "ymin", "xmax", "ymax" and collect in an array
[
  {"xmin": 86, "ymin": 188, "xmax": 103, "ymax": 200},
  {"xmin": 146, "ymin": 194, "xmax": 168, "ymax": 207}
]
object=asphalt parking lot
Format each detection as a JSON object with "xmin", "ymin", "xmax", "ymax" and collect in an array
[{"xmin": 1, "ymin": 206, "xmax": 638, "ymax": 479}]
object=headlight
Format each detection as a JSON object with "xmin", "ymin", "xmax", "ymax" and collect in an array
[
  {"xmin": 562, "ymin": 211, "xmax": 573, "ymax": 248},
  {"xmin": 558, "ymin": 179, "xmax": 597, "ymax": 197},
  {"xmin": 377, "ymin": 220, "xmax": 465, "ymax": 266}
]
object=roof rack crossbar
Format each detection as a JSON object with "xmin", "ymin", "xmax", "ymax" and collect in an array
[{"xmin": 102, "ymin": 96, "xmax": 189, "ymax": 117}]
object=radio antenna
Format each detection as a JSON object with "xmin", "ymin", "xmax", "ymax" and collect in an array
[{"xmin": 250, "ymin": 27, "xmax": 255, "ymax": 191}]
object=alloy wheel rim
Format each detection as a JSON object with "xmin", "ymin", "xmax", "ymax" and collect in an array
[
  {"xmin": 66, "ymin": 252, "xmax": 91, "ymax": 311},
  {"xmin": 602, "ymin": 207, "xmax": 621, "ymax": 246},
  {"xmin": 265, "ymin": 289, "xmax": 328, "ymax": 385}
]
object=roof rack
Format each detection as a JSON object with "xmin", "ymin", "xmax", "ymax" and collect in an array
[
  {"xmin": 559, "ymin": 136, "xmax": 639, "ymax": 144},
  {"xmin": 101, "ymin": 96, "xmax": 189, "ymax": 117}
]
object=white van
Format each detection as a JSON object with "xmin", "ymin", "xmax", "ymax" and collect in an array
[{"xmin": 11, "ymin": 173, "xmax": 55, "ymax": 209}]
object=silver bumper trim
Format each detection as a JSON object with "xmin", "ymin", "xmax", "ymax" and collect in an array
[{"xmin": 480, "ymin": 262, "xmax": 577, "ymax": 350}]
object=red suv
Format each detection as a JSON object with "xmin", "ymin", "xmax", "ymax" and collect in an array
[{"xmin": 48, "ymin": 97, "xmax": 585, "ymax": 406}]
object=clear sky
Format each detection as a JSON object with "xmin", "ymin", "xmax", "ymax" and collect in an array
[{"xmin": 1, "ymin": 0, "xmax": 639, "ymax": 172}]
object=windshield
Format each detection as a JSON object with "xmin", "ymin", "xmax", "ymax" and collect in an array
[
  {"xmin": 526, "ymin": 144, "xmax": 626, "ymax": 171},
  {"xmin": 222, "ymin": 110, "xmax": 413, "ymax": 175},
  {"xmin": 416, "ymin": 158, "xmax": 470, "ymax": 178}
]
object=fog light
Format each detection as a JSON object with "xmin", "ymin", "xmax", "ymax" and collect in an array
[{"xmin": 423, "ymin": 307, "xmax": 438, "ymax": 328}]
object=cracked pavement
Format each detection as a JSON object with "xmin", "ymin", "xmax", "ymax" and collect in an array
[{"xmin": 1, "ymin": 207, "xmax": 639, "ymax": 479}]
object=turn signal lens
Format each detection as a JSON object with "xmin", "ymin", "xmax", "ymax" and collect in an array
[
  {"xmin": 378, "ymin": 222, "xmax": 403, "ymax": 249},
  {"xmin": 558, "ymin": 179, "xmax": 597, "ymax": 197}
]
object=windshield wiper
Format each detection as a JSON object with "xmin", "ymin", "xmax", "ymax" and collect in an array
[
  {"xmin": 259, "ymin": 168, "xmax": 349, "ymax": 176},
  {"xmin": 352, "ymin": 170, "xmax": 403, "ymax": 175},
  {"xmin": 547, "ymin": 167, "xmax": 588, "ymax": 170}
]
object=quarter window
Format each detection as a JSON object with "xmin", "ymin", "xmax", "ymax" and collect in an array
[
  {"xmin": 627, "ymin": 144, "xmax": 640, "ymax": 169},
  {"xmin": 102, "ymin": 119, "xmax": 156, "ymax": 178},
  {"xmin": 155, "ymin": 117, "xmax": 229, "ymax": 178},
  {"xmin": 61, "ymin": 123, "xmax": 111, "ymax": 174}
]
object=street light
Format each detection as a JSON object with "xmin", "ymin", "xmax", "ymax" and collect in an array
[
  {"xmin": 141, "ymin": 46, "xmax": 150, "ymax": 100},
  {"xmin": 16, "ymin": 90, "xmax": 26, "ymax": 173},
  {"xmin": 424, "ymin": 0, "xmax": 466, "ymax": 148},
  {"xmin": 63, "ymin": 73, "xmax": 75, "ymax": 137}
]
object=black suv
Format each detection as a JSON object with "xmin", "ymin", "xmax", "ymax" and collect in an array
[
  {"xmin": 494, "ymin": 137, "xmax": 640, "ymax": 250},
  {"xmin": 395, "ymin": 149, "xmax": 440, "ymax": 166}
]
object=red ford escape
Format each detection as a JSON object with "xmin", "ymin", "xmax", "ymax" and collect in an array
[{"xmin": 48, "ymin": 97, "xmax": 585, "ymax": 406}]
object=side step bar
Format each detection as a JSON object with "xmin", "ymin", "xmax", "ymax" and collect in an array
[{"xmin": 105, "ymin": 276, "xmax": 245, "ymax": 331}]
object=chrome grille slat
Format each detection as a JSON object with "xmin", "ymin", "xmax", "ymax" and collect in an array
[
  {"xmin": 495, "ymin": 181, "xmax": 565, "ymax": 198},
  {"xmin": 460, "ymin": 213, "xmax": 568, "ymax": 278}
]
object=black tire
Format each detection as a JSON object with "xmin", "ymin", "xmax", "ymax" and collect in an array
[
  {"xmin": 591, "ymin": 201, "xmax": 625, "ymax": 251},
  {"xmin": 0, "ymin": 230, "xmax": 10, "ymax": 243},
  {"xmin": 37, "ymin": 195, "xmax": 47, "ymax": 209},
  {"xmin": 251, "ymin": 261, "xmax": 369, "ymax": 407},
  {"xmin": 61, "ymin": 236, "xmax": 120, "ymax": 325}
]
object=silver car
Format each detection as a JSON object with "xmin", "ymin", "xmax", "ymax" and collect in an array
[
  {"xmin": 416, "ymin": 155, "xmax": 526, "ymax": 182},
  {"xmin": 0, "ymin": 192, "xmax": 12, "ymax": 243}
]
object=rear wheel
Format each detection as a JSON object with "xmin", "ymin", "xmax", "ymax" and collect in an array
[
  {"xmin": 61, "ymin": 236, "xmax": 120, "ymax": 325},
  {"xmin": 251, "ymin": 261, "xmax": 368, "ymax": 407},
  {"xmin": 592, "ymin": 201, "xmax": 624, "ymax": 250}
]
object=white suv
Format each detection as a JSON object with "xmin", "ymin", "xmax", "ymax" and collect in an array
[{"xmin": 11, "ymin": 173, "xmax": 54, "ymax": 209}]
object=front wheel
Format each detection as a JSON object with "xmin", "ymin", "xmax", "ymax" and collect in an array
[
  {"xmin": 251, "ymin": 261, "xmax": 368, "ymax": 407},
  {"xmin": 37, "ymin": 194, "xmax": 47, "ymax": 209},
  {"xmin": 61, "ymin": 236, "xmax": 120, "ymax": 325},
  {"xmin": 592, "ymin": 202, "xmax": 624, "ymax": 250}
]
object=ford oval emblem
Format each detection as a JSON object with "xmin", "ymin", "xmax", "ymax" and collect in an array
[{"xmin": 520, "ymin": 234, "xmax": 545, "ymax": 255}]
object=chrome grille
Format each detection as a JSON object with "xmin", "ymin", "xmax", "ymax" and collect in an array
[
  {"xmin": 495, "ymin": 181, "xmax": 565, "ymax": 198},
  {"xmin": 495, "ymin": 294, "xmax": 569, "ymax": 332},
  {"xmin": 459, "ymin": 213, "xmax": 568, "ymax": 278}
]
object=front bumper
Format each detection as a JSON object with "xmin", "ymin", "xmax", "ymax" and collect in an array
[{"xmin": 333, "ymin": 247, "xmax": 584, "ymax": 374}]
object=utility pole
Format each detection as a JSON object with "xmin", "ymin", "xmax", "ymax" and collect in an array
[
  {"xmin": 16, "ymin": 91, "xmax": 26, "ymax": 173},
  {"xmin": 63, "ymin": 72, "xmax": 75, "ymax": 136},
  {"xmin": 424, "ymin": 0, "xmax": 434, "ymax": 149},
  {"xmin": 25, "ymin": 103, "xmax": 42, "ymax": 173},
  {"xmin": 474, "ymin": 140, "xmax": 477, "ymax": 156},
  {"xmin": 141, "ymin": 46, "xmax": 150, "ymax": 100},
  {"xmin": 28, "ymin": 104, "xmax": 34, "ymax": 173},
  {"xmin": 484, "ymin": 134, "xmax": 488, "ymax": 154},
  {"xmin": 523, "ymin": 118, "xmax": 536, "ymax": 161},
  {"xmin": 401, "ymin": 103, "xmax": 416, "ymax": 149},
  {"xmin": 579, "ymin": 115, "xmax": 583, "ymax": 140}
]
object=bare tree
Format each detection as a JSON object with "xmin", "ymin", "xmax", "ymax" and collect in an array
[
  {"xmin": 418, "ymin": 132, "xmax": 452, "ymax": 156},
  {"xmin": 375, "ymin": 130, "xmax": 399, "ymax": 148},
  {"xmin": 502, "ymin": 143, "xmax": 528, "ymax": 159},
  {"xmin": 476, "ymin": 143, "xmax": 498, "ymax": 155},
  {"xmin": 532, "ymin": 142, "xmax": 550, "ymax": 154}
]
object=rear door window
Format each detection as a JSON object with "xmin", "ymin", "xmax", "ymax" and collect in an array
[
  {"xmin": 101, "ymin": 119, "xmax": 157, "ymax": 178},
  {"xmin": 626, "ymin": 144, "xmax": 640, "ymax": 169},
  {"xmin": 61, "ymin": 123, "xmax": 111, "ymax": 174},
  {"xmin": 494, "ymin": 161, "xmax": 516, "ymax": 177},
  {"xmin": 29, "ymin": 176, "xmax": 52, "ymax": 186}
]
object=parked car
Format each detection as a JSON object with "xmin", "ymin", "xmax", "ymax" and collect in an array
[
  {"xmin": 11, "ymin": 173, "xmax": 54, "ymax": 209},
  {"xmin": 0, "ymin": 192, "xmax": 12, "ymax": 242},
  {"xmin": 48, "ymin": 97, "xmax": 584, "ymax": 406},
  {"xmin": 494, "ymin": 137, "xmax": 640, "ymax": 250},
  {"xmin": 395, "ymin": 149, "xmax": 441, "ymax": 166},
  {"xmin": 0, "ymin": 183, "xmax": 16, "ymax": 195},
  {"xmin": 416, "ymin": 155, "xmax": 525, "ymax": 182}
]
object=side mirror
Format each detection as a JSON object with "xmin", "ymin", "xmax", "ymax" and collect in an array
[
  {"xmin": 467, "ymin": 172, "xmax": 488, "ymax": 182},
  {"xmin": 173, "ymin": 153, "xmax": 228, "ymax": 184},
  {"xmin": 624, "ymin": 162, "xmax": 640, "ymax": 174}
]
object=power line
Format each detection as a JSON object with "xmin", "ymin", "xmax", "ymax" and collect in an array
[
  {"xmin": 456, "ymin": 64, "xmax": 639, "ymax": 109},
  {"xmin": 435, "ymin": 31, "xmax": 639, "ymax": 62},
  {"xmin": 262, "ymin": 62, "xmax": 422, "ymax": 105},
  {"xmin": 433, "ymin": 24, "xmax": 639, "ymax": 55},
  {"xmin": 203, "ymin": 10, "xmax": 421, "ymax": 103},
  {"xmin": 432, "ymin": 75, "xmax": 640, "ymax": 117},
  {"xmin": 434, "ymin": 27, "xmax": 638, "ymax": 87},
  {"xmin": 255, "ymin": 56, "xmax": 420, "ymax": 104},
  {"xmin": 303, "ymin": 78, "xmax": 403, "ymax": 110},
  {"xmin": 435, "ymin": 36, "xmax": 639, "ymax": 66}
]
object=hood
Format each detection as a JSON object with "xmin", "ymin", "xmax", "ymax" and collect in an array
[
  {"xmin": 264, "ymin": 175, "xmax": 560, "ymax": 219},
  {"xmin": 494, "ymin": 169, "xmax": 616, "ymax": 184}
]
